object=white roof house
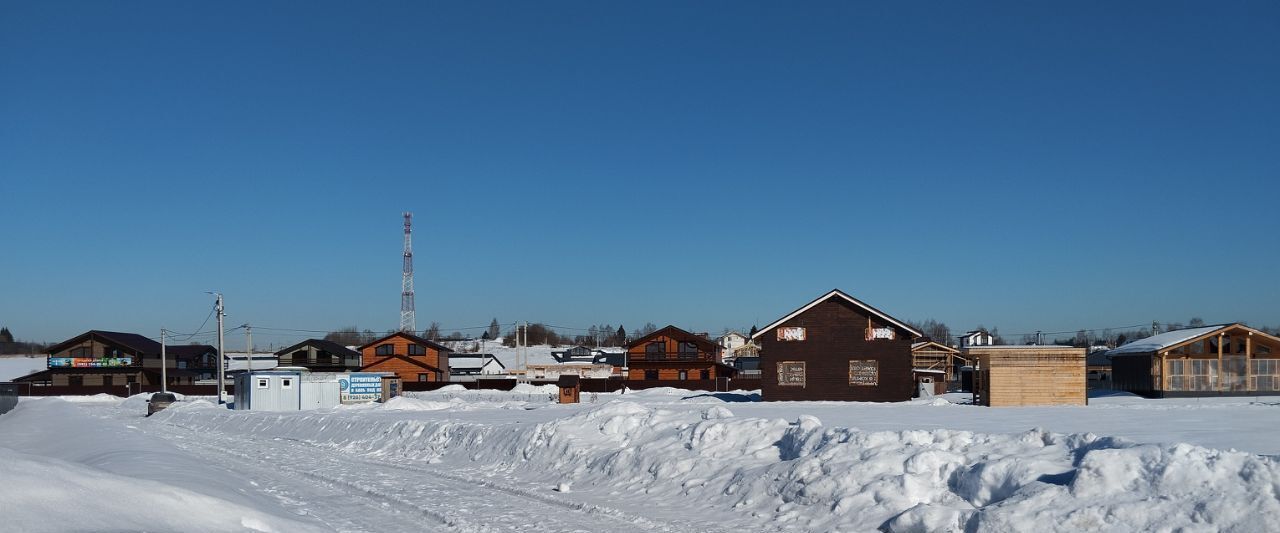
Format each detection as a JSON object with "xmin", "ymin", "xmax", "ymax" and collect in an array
[{"xmin": 1107, "ymin": 325, "xmax": 1231, "ymax": 356}]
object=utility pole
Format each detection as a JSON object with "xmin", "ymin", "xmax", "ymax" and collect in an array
[
  {"xmin": 1153, "ymin": 321, "xmax": 1160, "ymax": 337},
  {"xmin": 160, "ymin": 328, "xmax": 168, "ymax": 394},
  {"xmin": 244, "ymin": 324, "xmax": 252, "ymax": 374},
  {"xmin": 214, "ymin": 293, "xmax": 226, "ymax": 405}
]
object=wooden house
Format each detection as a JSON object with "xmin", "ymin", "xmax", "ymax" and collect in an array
[
  {"xmin": 358, "ymin": 332, "xmax": 452, "ymax": 383},
  {"xmin": 15, "ymin": 330, "xmax": 215, "ymax": 388},
  {"xmin": 624, "ymin": 325, "xmax": 736, "ymax": 382},
  {"xmin": 1110, "ymin": 323, "xmax": 1280, "ymax": 398},
  {"xmin": 274, "ymin": 339, "xmax": 363, "ymax": 373},
  {"xmin": 966, "ymin": 345, "xmax": 1087, "ymax": 407},
  {"xmin": 911, "ymin": 340, "xmax": 962, "ymax": 396},
  {"xmin": 751, "ymin": 289, "xmax": 923, "ymax": 402}
]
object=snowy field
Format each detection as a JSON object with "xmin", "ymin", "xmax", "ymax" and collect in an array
[
  {"xmin": 2, "ymin": 388, "xmax": 1279, "ymax": 532},
  {"xmin": 0, "ymin": 355, "xmax": 45, "ymax": 381}
]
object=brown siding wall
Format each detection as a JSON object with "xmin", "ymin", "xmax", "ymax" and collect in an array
[
  {"xmin": 760, "ymin": 298, "xmax": 915, "ymax": 402},
  {"xmin": 361, "ymin": 357, "xmax": 444, "ymax": 383}
]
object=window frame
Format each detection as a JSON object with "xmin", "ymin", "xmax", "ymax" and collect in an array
[
  {"xmin": 375, "ymin": 344, "xmax": 394, "ymax": 356},
  {"xmin": 777, "ymin": 361, "xmax": 806, "ymax": 387}
]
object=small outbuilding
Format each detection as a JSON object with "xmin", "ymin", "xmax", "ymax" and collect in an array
[
  {"xmin": 557, "ymin": 374, "xmax": 580, "ymax": 404},
  {"xmin": 234, "ymin": 369, "xmax": 398, "ymax": 411},
  {"xmin": 966, "ymin": 346, "xmax": 1087, "ymax": 407}
]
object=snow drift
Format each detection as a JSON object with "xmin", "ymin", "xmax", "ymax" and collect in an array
[
  {"xmin": 148, "ymin": 399, "xmax": 1280, "ymax": 532},
  {"xmin": 0, "ymin": 399, "xmax": 326, "ymax": 532}
]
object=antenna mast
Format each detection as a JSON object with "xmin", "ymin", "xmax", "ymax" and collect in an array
[{"xmin": 400, "ymin": 212, "xmax": 416, "ymax": 333}]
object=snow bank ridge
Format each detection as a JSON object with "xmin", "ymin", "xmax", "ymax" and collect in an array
[{"xmin": 153, "ymin": 399, "xmax": 1280, "ymax": 532}]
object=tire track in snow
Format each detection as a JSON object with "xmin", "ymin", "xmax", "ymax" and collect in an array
[
  {"xmin": 151, "ymin": 417, "xmax": 695, "ymax": 533},
  {"xmin": 152, "ymin": 425, "xmax": 467, "ymax": 532}
]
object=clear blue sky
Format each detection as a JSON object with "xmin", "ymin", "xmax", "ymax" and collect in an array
[{"xmin": 2, "ymin": 1, "xmax": 1277, "ymax": 347}]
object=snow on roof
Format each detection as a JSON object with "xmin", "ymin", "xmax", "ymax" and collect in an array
[{"xmin": 1107, "ymin": 326, "xmax": 1224, "ymax": 355}]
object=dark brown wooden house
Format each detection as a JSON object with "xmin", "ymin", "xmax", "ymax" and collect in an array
[
  {"xmin": 1110, "ymin": 323, "xmax": 1280, "ymax": 398},
  {"xmin": 359, "ymin": 332, "xmax": 452, "ymax": 383},
  {"xmin": 624, "ymin": 325, "xmax": 736, "ymax": 382},
  {"xmin": 275, "ymin": 339, "xmax": 363, "ymax": 372},
  {"xmin": 752, "ymin": 289, "xmax": 923, "ymax": 402},
  {"xmin": 12, "ymin": 330, "xmax": 216, "ymax": 389}
]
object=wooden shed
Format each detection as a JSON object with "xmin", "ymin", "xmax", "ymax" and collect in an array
[
  {"xmin": 557, "ymin": 374, "xmax": 580, "ymax": 404},
  {"xmin": 752, "ymin": 289, "xmax": 923, "ymax": 402},
  {"xmin": 966, "ymin": 346, "xmax": 1087, "ymax": 407}
]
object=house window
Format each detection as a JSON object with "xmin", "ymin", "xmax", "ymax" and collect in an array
[
  {"xmin": 281, "ymin": 378, "xmax": 293, "ymax": 389},
  {"xmin": 1251, "ymin": 360, "xmax": 1280, "ymax": 391},
  {"xmin": 849, "ymin": 360, "xmax": 879, "ymax": 386},
  {"xmin": 678, "ymin": 370, "xmax": 688, "ymax": 380},
  {"xmin": 678, "ymin": 342, "xmax": 699, "ymax": 360},
  {"xmin": 644, "ymin": 369, "xmax": 658, "ymax": 380},
  {"xmin": 126, "ymin": 375, "xmax": 137, "ymax": 384},
  {"xmin": 418, "ymin": 373, "xmax": 428, "ymax": 382},
  {"xmin": 700, "ymin": 369, "xmax": 710, "ymax": 380},
  {"xmin": 70, "ymin": 347, "xmax": 92, "ymax": 357},
  {"xmin": 375, "ymin": 344, "xmax": 394, "ymax": 356},
  {"xmin": 645, "ymin": 342, "xmax": 665, "ymax": 359},
  {"xmin": 102, "ymin": 375, "xmax": 113, "ymax": 386},
  {"xmin": 408, "ymin": 344, "xmax": 426, "ymax": 356},
  {"xmin": 777, "ymin": 362, "xmax": 805, "ymax": 387},
  {"xmin": 257, "ymin": 378, "xmax": 270, "ymax": 389},
  {"xmin": 69, "ymin": 375, "xmax": 84, "ymax": 386}
]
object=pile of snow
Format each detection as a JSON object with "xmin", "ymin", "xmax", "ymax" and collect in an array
[
  {"xmin": 0, "ymin": 399, "xmax": 325, "ymax": 532},
  {"xmin": 148, "ymin": 398, "xmax": 1280, "ymax": 531},
  {"xmin": 379, "ymin": 396, "xmax": 462, "ymax": 411}
]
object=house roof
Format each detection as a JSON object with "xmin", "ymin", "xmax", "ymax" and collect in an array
[
  {"xmin": 358, "ymin": 331, "xmax": 454, "ymax": 353},
  {"xmin": 360, "ymin": 354, "xmax": 444, "ymax": 374},
  {"xmin": 912, "ymin": 340, "xmax": 960, "ymax": 353},
  {"xmin": 626, "ymin": 325, "xmax": 722, "ymax": 352},
  {"xmin": 274, "ymin": 338, "xmax": 361, "ymax": 358},
  {"xmin": 1108, "ymin": 324, "xmax": 1280, "ymax": 356},
  {"xmin": 750, "ymin": 289, "xmax": 924, "ymax": 340},
  {"xmin": 449, "ymin": 354, "xmax": 506, "ymax": 371},
  {"xmin": 47, "ymin": 330, "xmax": 162, "ymax": 356},
  {"xmin": 167, "ymin": 345, "xmax": 217, "ymax": 358}
]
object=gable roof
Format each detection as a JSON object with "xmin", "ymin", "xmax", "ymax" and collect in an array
[
  {"xmin": 912, "ymin": 340, "xmax": 960, "ymax": 354},
  {"xmin": 47, "ymin": 330, "xmax": 162, "ymax": 356},
  {"xmin": 274, "ymin": 338, "xmax": 361, "ymax": 358},
  {"xmin": 449, "ymin": 354, "xmax": 507, "ymax": 371},
  {"xmin": 1108, "ymin": 323, "xmax": 1280, "ymax": 356},
  {"xmin": 750, "ymin": 289, "xmax": 924, "ymax": 340},
  {"xmin": 358, "ymin": 331, "xmax": 453, "ymax": 353},
  {"xmin": 625, "ymin": 325, "xmax": 721, "ymax": 352}
]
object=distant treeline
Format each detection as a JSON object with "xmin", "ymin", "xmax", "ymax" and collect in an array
[{"xmin": 0, "ymin": 327, "xmax": 51, "ymax": 355}]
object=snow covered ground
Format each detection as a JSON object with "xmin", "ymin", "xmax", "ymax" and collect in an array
[
  {"xmin": 0, "ymin": 355, "xmax": 45, "ymax": 381},
  {"xmin": 2, "ymin": 389, "xmax": 1279, "ymax": 532}
]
